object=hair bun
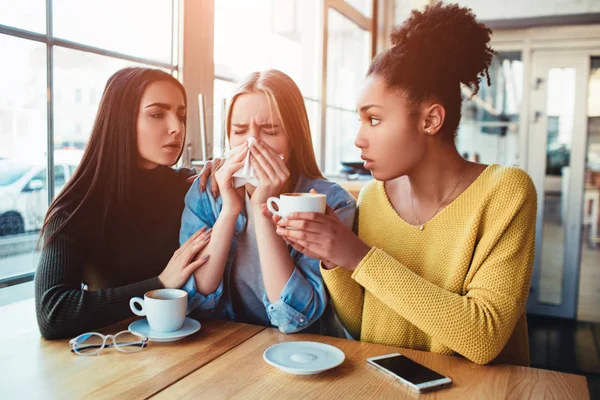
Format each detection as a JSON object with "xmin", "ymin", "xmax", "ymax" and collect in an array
[{"xmin": 390, "ymin": 3, "xmax": 496, "ymax": 94}]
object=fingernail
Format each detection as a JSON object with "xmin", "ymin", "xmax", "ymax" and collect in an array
[
  {"xmin": 276, "ymin": 228, "xmax": 283, "ymax": 234},
  {"xmin": 202, "ymin": 255, "xmax": 210, "ymax": 261},
  {"xmin": 279, "ymin": 219, "xmax": 287, "ymax": 225},
  {"xmin": 279, "ymin": 154, "xmax": 285, "ymax": 160}
]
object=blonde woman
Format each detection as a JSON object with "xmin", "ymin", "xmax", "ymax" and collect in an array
[{"xmin": 179, "ymin": 70, "xmax": 356, "ymax": 333}]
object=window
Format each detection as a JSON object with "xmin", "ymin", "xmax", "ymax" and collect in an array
[
  {"xmin": 0, "ymin": 0, "xmax": 178, "ymax": 306},
  {"xmin": 213, "ymin": 79, "xmax": 236, "ymax": 158},
  {"xmin": 0, "ymin": 0, "xmax": 46, "ymax": 33},
  {"xmin": 74, "ymin": 88, "xmax": 82, "ymax": 104},
  {"xmin": 345, "ymin": 0, "xmax": 373, "ymax": 18},
  {"xmin": 53, "ymin": 0, "xmax": 174, "ymax": 63},
  {"xmin": 393, "ymin": 0, "xmax": 412, "ymax": 25},
  {"xmin": 457, "ymin": 52, "xmax": 523, "ymax": 166},
  {"xmin": 213, "ymin": 0, "xmax": 321, "ymax": 153},
  {"xmin": 325, "ymin": 9, "xmax": 371, "ymax": 175},
  {"xmin": 54, "ymin": 48, "xmax": 151, "ymax": 151}
]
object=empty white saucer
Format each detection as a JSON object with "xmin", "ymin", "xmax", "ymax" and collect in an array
[
  {"xmin": 128, "ymin": 317, "xmax": 201, "ymax": 342},
  {"xmin": 263, "ymin": 341, "xmax": 345, "ymax": 375}
]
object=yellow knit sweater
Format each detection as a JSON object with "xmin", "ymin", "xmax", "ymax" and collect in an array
[{"xmin": 322, "ymin": 165, "xmax": 537, "ymax": 366}]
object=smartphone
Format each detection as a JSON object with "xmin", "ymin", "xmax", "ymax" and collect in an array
[{"xmin": 367, "ymin": 353, "xmax": 452, "ymax": 393}]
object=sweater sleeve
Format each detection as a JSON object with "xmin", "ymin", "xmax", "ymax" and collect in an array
[
  {"xmin": 35, "ymin": 215, "xmax": 164, "ymax": 340},
  {"xmin": 350, "ymin": 179, "xmax": 537, "ymax": 365},
  {"xmin": 321, "ymin": 265, "xmax": 364, "ymax": 339},
  {"xmin": 320, "ymin": 186, "xmax": 367, "ymax": 340}
]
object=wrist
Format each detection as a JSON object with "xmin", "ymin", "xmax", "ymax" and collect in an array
[
  {"xmin": 218, "ymin": 210, "xmax": 240, "ymax": 221},
  {"xmin": 345, "ymin": 243, "xmax": 371, "ymax": 271}
]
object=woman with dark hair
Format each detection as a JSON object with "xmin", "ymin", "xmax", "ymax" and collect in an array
[
  {"xmin": 274, "ymin": 4, "xmax": 537, "ymax": 366},
  {"xmin": 35, "ymin": 67, "xmax": 210, "ymax": 339}
]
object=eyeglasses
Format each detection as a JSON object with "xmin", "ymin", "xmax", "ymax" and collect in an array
[{"xmin": 69, "ymin": 331, "xmax": 148, "ymax": 356}]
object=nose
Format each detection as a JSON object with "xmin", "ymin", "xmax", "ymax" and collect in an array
[
  {"xmin": 168, "ymin": 113, "xmax": 183, "ymax": 137},
  {"xmin": 248, "ymin": 124, "xmax": 260, "ymax": 141},
  {"xmin": 354, "ymin": 123, "xmax": 368, "ymax": 150}
]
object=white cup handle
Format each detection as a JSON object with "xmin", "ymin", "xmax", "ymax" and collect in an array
[
  {"xmin": 267, "ymin": 197, "xmax": 282, "ymax": 217},
  {"xmin": 130, "ymin": 297, "xmax": 146, "ymax": 316}
]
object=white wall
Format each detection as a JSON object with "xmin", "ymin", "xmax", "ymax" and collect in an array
[
  {"xmin": 447, "ymin": 0, "xmax": 600, "ymax": 20},
  {"xmin": 395, "ymin": 0, "xmax": 600, "ymax": 25}
]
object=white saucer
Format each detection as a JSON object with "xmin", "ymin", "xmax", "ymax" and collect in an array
[
  {"xmin": 263, "ymin": 341, "xmax": 345, "ymax": 375},
  {"xmin": 128, "ymin": 317, "xmax": 201, "ymax": 342}
]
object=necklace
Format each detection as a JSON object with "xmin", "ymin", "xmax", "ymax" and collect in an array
[{"xmin": 409, "ymin": 166, "xmax": 466, "ymax": 231}]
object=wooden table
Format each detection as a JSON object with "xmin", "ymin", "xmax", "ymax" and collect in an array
[
  {"xmin": 0, "ymin": 300, "xmax": 590, "ymax": 399},
  {"xmin": 153, "ymin": 328, "xmax": 590, "ymax": 400},
  {"xmin": 0, "ymin": 299, "xmax": 264, "ymax": 399}
]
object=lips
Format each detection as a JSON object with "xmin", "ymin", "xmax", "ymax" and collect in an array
[
  {"xmin": 361, "ymin": 155, "xmax": 374, "ymax": 169},
  {"xmin": 164, "ymin": 141, "xmax": 181, "ymax": 150}
]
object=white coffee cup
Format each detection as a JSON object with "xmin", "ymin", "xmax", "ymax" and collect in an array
[
  {"xmin": 267, "ymin": 193, "xmax": 326, "ymax": 218},
  {"xmin": 130, "ymin": 289, "xmax": 187, "ymax": 332}
]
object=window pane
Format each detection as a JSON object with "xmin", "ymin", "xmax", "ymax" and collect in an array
[
  {"xmin": 0, "ymin": 35, "xmax": 47, "ymax": 303},
  {"xmin": 345, "ymin": 0, "xmax": 372, "ymax": 18},
  {"xmin": 325, "ymin": 107, "xmax": 361, "ymax": 175},
  {"xmin": 304, "ymin": 99, "xmax": 321, "ymax": 160},
  {"xmin": 457, "ymin": 52, "xmax": 522, "ymax": 166},
  {"xmin": 53, "ymin": 0, "xmax": 174, "ymax": 63},
  {"xmin": 0, "ymin": 35, "xmax": 48, "ymax": 235},
  {"xmin": 579, "ymin": 58, "xmax": 600, "ymax": 321},
  {"xmin": 214, "ymin": 0, "xmax": 320, "ymax": 99},
  {"xmin": 53, "ymin": 47, "xmax": 149, "ymax": 156},
  {"xmin": 325, "ymin": 9, "xmax": 370, "ymax": 175},
  {"xmin": 213, "ymin": 79, "xmax": 236, "ymax": 158},
  {"xmin": 394, "ymin": 0, "xmax": 412, "ymax": 25},
  {"xmin": 0, "ymin": 0, "xmax": 46, "ymax": 33}
]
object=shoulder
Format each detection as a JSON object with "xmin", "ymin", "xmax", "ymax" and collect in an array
[
  {"xmin": 484, "ymin": 165, "xmax": 537, "ymax": 203},
  {"xmin": 164, "ymin": 166, "xmax": 195, "ymax": 186},
  {"xmin": 357, "ymin": 179, "xmax": 384, "ymax": 207}
]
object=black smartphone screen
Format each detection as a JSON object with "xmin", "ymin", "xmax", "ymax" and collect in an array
[{"xmin": 371, "ymin": 355, "xmax": 447, "ymax": 384}]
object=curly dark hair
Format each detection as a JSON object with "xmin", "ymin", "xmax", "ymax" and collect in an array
[{"xmin": 368, "ymin": 2, "xmax": 497, "ymax": 139}]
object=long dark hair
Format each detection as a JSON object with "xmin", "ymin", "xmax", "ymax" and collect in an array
[
  {"xmin": 368, "ymin": 3, "xmax": 496, "ymax": 140},
  {"xmin": 40, "ymin": 67, "xmax": 187, "ymax": 246}
]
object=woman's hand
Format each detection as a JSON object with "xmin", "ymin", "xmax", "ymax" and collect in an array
[
  {"xmin": 186, "ymin": 158, "xmax": 226, "ymax": 199},
  {"xmin": 214, "ymin": 142, "xmax": 248, "ymax": 215},
  {"xmin": 158, "ymin": 227, "xmax": 212, "ymax": 288},
  {"xmin": 249, "ymin": 140, "xmax": 290, "ymax": 206},
  {"xmin": 273, "ymin": 206, "xmax": 370, "ymax": 271}
]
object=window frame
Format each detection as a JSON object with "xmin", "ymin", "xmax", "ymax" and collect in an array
[{"xmin": 0, "ymin": 0, "xmax": 180, "ymax": 292}]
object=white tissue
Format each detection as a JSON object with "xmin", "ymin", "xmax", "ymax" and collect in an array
[{"xmin": 225, "ymin": 137, "xmax": 259, "ymax": 188}]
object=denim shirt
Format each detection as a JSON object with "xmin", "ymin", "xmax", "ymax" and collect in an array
[{"xmin": 180, "ymin": 174, "xmax": 356, "ymax": 333}]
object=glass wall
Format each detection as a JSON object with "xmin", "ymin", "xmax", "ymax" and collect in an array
[
  {"xmin": 325, "ymin": 9, "xmax": 371, "ymax": 175},
  {"xmin": 0, "ymin": 0, "xmax": 378, "ymax": 306},
  {"xmin": 457, "ymin": 52, "xmax": 523, "ymax": 166},
  {"xmin": 577, "ymin": 58, "xmax": 600, "ymax": 322},
  {"xmin": 0, "ymin": 0, "xmax": 178, "ymax": 306},
  {"xmin": 213, "ymin": 0, "xmax": 320, "ymax": 157}
]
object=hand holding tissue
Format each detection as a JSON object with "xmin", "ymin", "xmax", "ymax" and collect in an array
[{"xmin": 225, "ymin": 137, "xmax": 259, "ymax": 188}]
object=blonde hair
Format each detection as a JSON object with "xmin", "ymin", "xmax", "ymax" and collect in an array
[{"xmin": 225, "ymin": 69, "xmax": 324, "ymax": 180}]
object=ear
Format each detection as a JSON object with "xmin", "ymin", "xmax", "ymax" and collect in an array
[{"xmin": 421, "ymin": 103, "xmax": 445, "ymax": 136}]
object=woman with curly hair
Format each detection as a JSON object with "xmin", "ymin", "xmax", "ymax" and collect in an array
[{"xmin": 274, "ymin": 3, "xmax": 537, "ymax": 366}]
